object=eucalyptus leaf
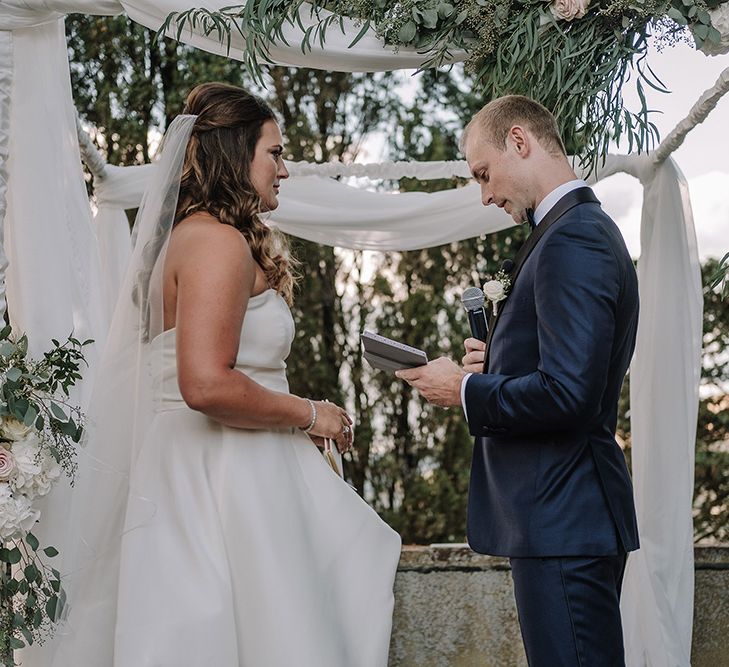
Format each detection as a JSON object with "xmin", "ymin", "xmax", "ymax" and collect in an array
[
  {"xmin": 50, "ymin": 402, "xmax": 67, "ymax": 420},
  {"xmin": 0, "ymin": 341, "xmax": 16, "ymax": 357},
  {"xmin": 46, "ymin": 595, "xmax": 59, "ymax": 620},
  {"xmin": 6, "ymin": 547, "xmax": 22, "ymax": 565},
  {"xmin": 421, "ymin": 9, "xmax": 439, "ymax": 29},
  {"xmin": 399, "ymin": 19, "xmax": 417, "ymax": 43},
  {"xmin": 24, "ymin": 564, "xmax": 39, "ymax": 582},
  {"xmin": 693, "ymin": 23, "xmax": 709, "ymax": 39},
  {"xmin": 438, "ymin": 2, "xmax": 455, "ymax": 18},
  {"xmin": 26, "ymin": 532, "xmax": 39, "ymax": 551}
]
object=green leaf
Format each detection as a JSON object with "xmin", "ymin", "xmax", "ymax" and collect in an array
[
  {"xmin": 6, "ymin": 547, "xmax": 21, "ymax": 564},
  {"xmin": 438, "ymin": 2, "xmax": 455, "ymax": 19},
  {"xmin": 24, "ymin": 564, "xmax": 39, "ymax": 582},
  {"xmin": 43, "ymin": 546, "xmax": 59, "ymax": 558},
  {"xmin": 7, "ymin": 577, "xmax": 19, "ymax": 595},
  {"xmin": 21, "ymin": 625, "xmax": 33, "ymax": 645},
  {"xmin": 0, "ymin": 324, "xmax": 12, "ymax": 340},
  {"xmin": 17, "ymin": 335, "xmax": 28, "ymax": 355},
  {"xmin": 6, "ymin": 366, "xmax": 21, "ymax": 382},
  {"xmin": 46, "ymin": 594, "xmax": 59, "ymax": 620},
  {"xmin": 9, "ymin": 636, "xmax": 25, "ymax": 649},
  {"xmin": 33, "ymin": 609, "xmax": 43, "ymax": 628},
  {"xmin": 26, "ymin": 532, "xmax": 39, "ymax": 551},
  {"xmin": 693, "ymin": 23, "xmax": 709, "ymax": 39},
  {"xmin": 50, "ymin": 402, "xmax": 67, "ymax": 420},
  {"xmin": 23, "ymin": 404, "xmax": 38, "ymax": 427},
  {"xmin": 667, "ymin": 7, "xmax": 688, "ymax": 24},
  {"xmin": 348, "ymin": 19, "xmax": 370, "ymax": 49},
  {"xmin": 12, "ymin": 612, "xmax": 25, "ymax": 628},
  {"xmin": 0, "ymin": 341, "xmax": 16, "ymax": 357},
  {"xmin": 398, "ymin": 19, "xmax": 417, "ymax": 43},
  {"xmin": 421, "ymin": 9, "xmax": 438, "ymax": 29}
]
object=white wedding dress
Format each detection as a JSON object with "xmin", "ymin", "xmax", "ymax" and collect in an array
[{"xmin": 110, "ymin": 288, "xmax": 401, "ymax": 666}]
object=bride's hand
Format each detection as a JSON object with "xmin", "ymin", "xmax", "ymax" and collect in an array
[{"xmin": 305, "ymin": 400, "xmax": 354, "ymax": 454}]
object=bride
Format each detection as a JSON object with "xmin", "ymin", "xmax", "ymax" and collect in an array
[{"xmin": 52, "ymin": 83, "xmax": 401, "ymax": 666}]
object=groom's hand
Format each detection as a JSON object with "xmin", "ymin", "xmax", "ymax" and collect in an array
[
  {"xmin": 462, "ymin": 337, "xmax": 486, "ymax": 373},
  {"xmin": 395, "ymin": 357, "xmax": 465, "ymax": 407}
]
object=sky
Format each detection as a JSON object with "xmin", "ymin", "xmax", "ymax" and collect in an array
[
  {"xmin": 358, "ymin": 41, "xmax": 729, "ymax": 262},
  {"xmin": 597, "ymin": 41, "xmax": 729, "ymax": 262}
]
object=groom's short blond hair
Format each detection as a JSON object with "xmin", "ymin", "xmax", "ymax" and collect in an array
[{"xmin": 462, "ymin": 95, "xmax": 566, "ymax": 157}]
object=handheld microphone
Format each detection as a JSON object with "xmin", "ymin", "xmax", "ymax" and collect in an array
[{"xmin": 461, "ymin": 286, "xmax": 489, "ymax": 342}]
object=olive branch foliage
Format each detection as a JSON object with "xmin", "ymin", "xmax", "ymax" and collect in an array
[{"xmin": 159, "ymin": 0, "xmax": 726, "ymax": 174}]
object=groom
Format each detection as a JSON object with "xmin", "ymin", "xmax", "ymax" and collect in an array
[{"xmin": 396, "ymin": 95, "xmax": 639, "ymax": 666}]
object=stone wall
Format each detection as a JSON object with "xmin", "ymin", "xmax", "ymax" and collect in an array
[{"xmin": 390, "ymin": 545, "xmax": 729, "ymax": 666}]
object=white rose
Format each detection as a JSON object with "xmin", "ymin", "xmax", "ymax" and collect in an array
[
  {"xmin": 0, "ymin": 484, "xmax": 40, "ymax": 540},
  {"xmin": 549, "ymin": 0, "xmax": 590, "ymax": 21},
  {"xmin": 9, "ymin": 436, "xmax": 44, "ymax": 499},
  {"xmin": 483, "ymin": 280, "xmax": 506, "ymax": 302},
  {"xmin": 0, "ymin": 447, "xmax": 18, "ymax": 481},
  {"xmin": 1, "ymin": 416, "xmax": 34, "ymax": 441}
]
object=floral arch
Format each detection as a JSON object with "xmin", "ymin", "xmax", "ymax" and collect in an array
[{"xmin": 0, "ymin": 1, "xmax": 728, "ymax": 665}]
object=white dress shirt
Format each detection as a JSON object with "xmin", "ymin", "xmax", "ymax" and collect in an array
[{"xmin": 460, "ymin": 179, "xmax": 589, "ymax": 421}]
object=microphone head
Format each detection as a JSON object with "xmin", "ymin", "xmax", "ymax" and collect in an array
[{"xmin": 461, "ymin": 286, "xmax": 485, "ymax": 311}]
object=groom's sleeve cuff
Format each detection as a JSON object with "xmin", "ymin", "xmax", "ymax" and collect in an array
[{"xmin": 461, "ymin": 373, "xmax": 472, "ymax": 422}]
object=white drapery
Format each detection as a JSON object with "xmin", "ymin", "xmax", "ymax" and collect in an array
[{"xmin": 0, "ymin": 2, "xmax": 703, "ymax": 666}]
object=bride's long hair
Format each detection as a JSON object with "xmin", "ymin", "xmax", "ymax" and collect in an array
[{"xmin": 175, "ymin": 82, "xmax": 298, "ymax": 304}]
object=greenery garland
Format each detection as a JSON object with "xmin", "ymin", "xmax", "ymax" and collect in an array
[{"xmin": 161, "ymin": 0, "xmax": 727, "ymax": 173}]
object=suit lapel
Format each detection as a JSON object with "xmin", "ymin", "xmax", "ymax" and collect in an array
[{"xmin": 482, "ymin": 187, "xmax": 600, "ymax": 371}]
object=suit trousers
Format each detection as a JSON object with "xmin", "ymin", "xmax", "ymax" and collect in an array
[{"xmin": 509, "ymin": 553, "xmax": 627, "ymax": 667}]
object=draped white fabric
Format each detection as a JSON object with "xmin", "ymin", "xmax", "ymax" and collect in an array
[
  {"xmin": 1, "ymin": 17, "xmax": 107, "ymax": 666},
  {"xmin": 0, "ymin": 3, "xmax": 704, "ymax": 667},
  {"xmin": 0, "ymin": 29, "xmax": 11, "ymax": 318},
  {"xmin": 619, "ymin": 158, "xmax": 702, "ymax": 667},
  {"xmin": 271, "ymin": 177, "xmax": 517, "ymax": 250},
  {"xmin": 91, "ymin": 164, "xmax": 147, "ymax": 322},
  {"xmin": 4, "ymin": 18, "xmax": 105, "ymax": 357}
]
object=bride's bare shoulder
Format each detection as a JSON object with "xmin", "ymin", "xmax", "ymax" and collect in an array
[{"xmin": 170, "ymin": 213, "xmax": 251, "ymax": 260}]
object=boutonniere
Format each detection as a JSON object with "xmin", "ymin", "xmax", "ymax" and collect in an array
[{"xmin": 483, "ymin": 270, "xmax": 512, "ymax": 315}]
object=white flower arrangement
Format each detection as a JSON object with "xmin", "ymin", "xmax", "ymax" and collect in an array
[
  {"xmin": 0, "ymin": 327, "xmax": 90, "ymax": 660},
  {"xmin": 483, "ymin": 270, "xmax": 512, "ymax": 315}
]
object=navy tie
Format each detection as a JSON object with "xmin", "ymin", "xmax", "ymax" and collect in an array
[{"xmin": 525, "ymin": 208, "xmax": 536, "ymax": 230}]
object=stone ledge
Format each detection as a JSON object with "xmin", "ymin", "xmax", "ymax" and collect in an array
[{"xmin": 390, "ymin": 544, "xmax": 729, "ymax": 667}]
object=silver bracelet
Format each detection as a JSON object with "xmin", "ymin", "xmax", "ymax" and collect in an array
[{"xmin": 301, "ymin": 398, "xmax": 317, "ymax": 433}]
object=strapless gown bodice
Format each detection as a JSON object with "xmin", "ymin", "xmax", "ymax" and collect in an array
[{"xmin": 151, "ymin": 288, "xmax": 295, "ymax": 404}]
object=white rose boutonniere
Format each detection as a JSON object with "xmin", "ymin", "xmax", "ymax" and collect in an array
[{"xmin": 483, "ymin": 270, "xmax": 512, "ymax": 315}]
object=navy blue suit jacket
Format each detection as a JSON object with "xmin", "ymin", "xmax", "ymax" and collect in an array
[{"xmin": 465, "ymin": 187, "xmax": 640, "ymax": 557}]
